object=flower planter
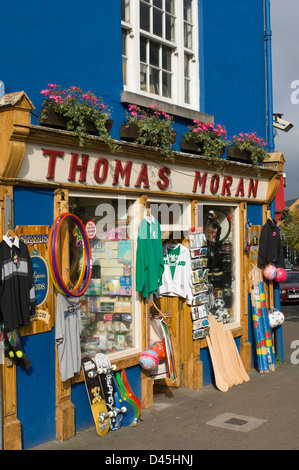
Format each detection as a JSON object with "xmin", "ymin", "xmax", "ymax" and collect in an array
[
  {"xmin": 180, "ymin": 137, "xmax": 204, "ymax": 155},
  {"xmin": 180, "ymin": 137, "xmax": 226, "ymax": 157},
  {"xmin": 120, "ymin": 123, "xmax": 177, "ymax": 145},
  {"xmin": 226, "ymin": 146, "xmax": 252, "ymax": 163},
  {"xmin": 119, "ymin": 123, "xmax": 140, "ymax": 142},
  {"xmin": 40, "ymin": 108, "xmax": 113, "ymax": 134}
]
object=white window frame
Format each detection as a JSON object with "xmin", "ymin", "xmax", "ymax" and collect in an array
[{"xmin": 121, "ymin": 0, "xmax": 200, "ymax": 112}]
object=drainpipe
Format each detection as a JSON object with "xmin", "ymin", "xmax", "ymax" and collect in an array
[
  {"xmin": 264, "ymin": 0, "xmax": 275, "ymax": 152},
  {"xmin": 265, "ymin": 2, "xmax": 284, "ymax": 362}
]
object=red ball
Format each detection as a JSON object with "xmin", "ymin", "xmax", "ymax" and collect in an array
[{"xmin": 151, "ymin": 341, "xmax": 165, "ymax": 360}]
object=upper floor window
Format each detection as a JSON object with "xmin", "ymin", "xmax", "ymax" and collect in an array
[{"xmin": 121, "ymin": 0, "xmax": 199, "ymax": 110}]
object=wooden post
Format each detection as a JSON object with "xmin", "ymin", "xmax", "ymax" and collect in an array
[
  {"xmin": 53, "ymin": 189, "xmax": 76, "ymax": 441},
  {"xmin": 0, "ymin": 186, "xmax": 22, "ymax": 450}
]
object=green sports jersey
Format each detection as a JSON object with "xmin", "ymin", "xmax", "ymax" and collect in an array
[{"xmin": 135, "ymin": 217, "xmax": 164, "ymax": 298}]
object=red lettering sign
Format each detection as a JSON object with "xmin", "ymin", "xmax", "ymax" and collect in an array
[
  {"xmin": 157, "ymin": 167, "xmax": 171, "ymax": 190},
  {"xmin": 68, "ymin": 153, "xmax": 89, "ymax": 182},
  {"xmin": 192, "ymin": 172, "xmax": 207, "ymax": 193},
  {"xmin": 43, "ymin": 149, "xmax": 65, "ymax": 179},
  {"xmin": 112, "ymin": 160, "xmax": 133, "ymax": 186},
  {"xmin": 94, "ymin": 158, "xmax": 108, "ymax": 183}
]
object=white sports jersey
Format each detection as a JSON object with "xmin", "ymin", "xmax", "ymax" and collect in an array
[{"xmin": 156, "ymin": 242, "xmax": 193, "ymax": 305}]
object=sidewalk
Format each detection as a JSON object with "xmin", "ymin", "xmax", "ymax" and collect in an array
[{"xmin": 31, "ymin": 304, "xmax": 299, "ymax": 452}]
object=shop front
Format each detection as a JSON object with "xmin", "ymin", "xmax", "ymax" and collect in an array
[{"xmin": 0, "ymin": 93, "xmax": 283, "ymax": 449}]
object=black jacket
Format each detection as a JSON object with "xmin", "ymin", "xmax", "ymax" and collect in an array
[{"xmin": 257, "ymin": 219, "xmax": 285, "ymax": 268}]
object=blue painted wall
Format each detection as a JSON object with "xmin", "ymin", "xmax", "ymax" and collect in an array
[
  {"xmin": 1, "ymin": 1, "xmax": 267, "ymax": 143},
  {"xmin": 14, "ymin": 187, "xmax": 56, "ymax": 449},
  {"xmin": 199, "ymin": 0, "xmax": 267, "ymax": 141}
]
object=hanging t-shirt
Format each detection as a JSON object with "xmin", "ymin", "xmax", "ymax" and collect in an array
[
  {"xmin": 136, "ymin": 215, "xmax": 164, "ymax": 298},
  {"xmin": 0, "ymin": 236, "xmax": 36, "ymax": 332},
  {"xmin": 55, "ymin": 294, "xmax": 82, "ymax": 382},
  {"xmin": 157, "ymin": 242, "xmax": 193, "ymax": 305}
]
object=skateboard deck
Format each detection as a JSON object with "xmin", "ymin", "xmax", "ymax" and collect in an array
[
  {"xmin": 115, "ymin": 371, "xmax": 140, "ymax": 421},
  {"xmin": 81, "ymin": 356, "xmax": 110, "ymax": 436},
  {"xmin": 113, "ymin": 375, "xmax": 136, "ymax": 426},
  {"xmin": 95, "ymin": 353, "xmax": 124, "ymax": 431},
  {"xmin": 121, "ymin": 369, "xmax": 142, "ymax": 416}
]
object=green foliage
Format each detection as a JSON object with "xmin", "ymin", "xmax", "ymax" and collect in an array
[
  {"xmin": 126, "ymin": 104, "xmax": 176, "ymax": 160},
  {"xmin": 183, "ymin": 121, "xmax": 229, "ymax": 170},
  {"xmin": 232, "ymin": 132, "xmax": 268, "ymax": 174},
  {"xmin": 280, "ymin": 208, "xmax": 299, "ymax": 252},
  {"xmin": 39, "ymin": 84, "xmax": 120, "ymax": 151}
]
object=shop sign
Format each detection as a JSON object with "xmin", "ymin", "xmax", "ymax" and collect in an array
[
  {"xmin": 85, "ymin": 220, "xmax": 97, "ymax": 239},
  {"xmin": 20, "ymin": 144, "xmax": 270, "ymax": 200},
  {"xmin": 30, "ymin": 249, "xmax": 49, "ymax": 307}
]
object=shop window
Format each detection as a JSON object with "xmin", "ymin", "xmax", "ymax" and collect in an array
[
  {"xmin": 149, "ymin": 198, "xmax": 191, "ymax": 240},
  {"xmin": 194, "ymin": 204, "xmax": 240, "ymax": 325},
  {"xmin": 69, "ymin": 195, "xmax": 140, "ymax": 360}
]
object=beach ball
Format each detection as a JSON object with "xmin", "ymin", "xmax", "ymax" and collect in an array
[
  {"xmin": 263, "ymin": 265, "xmax": 277, "ymax": 280},
  {"xmin": 151, "ymin": 341, "xmax": 166, "ymax": 360},
  {"xmin": 139, "ymin": 350, "xmax": 159, "ymax": 370},
  {"xmin": 275, "ymin": 268, "xmax": 287, "ymax": 283}
]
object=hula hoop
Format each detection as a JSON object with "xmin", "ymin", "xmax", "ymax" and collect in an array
[
  {"xmin": 48, "ymin": 213, "xmax": 92, "ymax": 297},
  {"xmin": 51, "ymin": 215, "xmax": 87, "ymax": 292},
  {"xmin": 51, "ymin": 213, "xmax": 91, "ymax": 296},
  {"xmin": 48, "ymin": 219, "xmax": 65, "ymax": 295}
]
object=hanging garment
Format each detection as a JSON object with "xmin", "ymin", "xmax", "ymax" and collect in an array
[
  {"xmin": 257, "ymin": 219, "xmax": 285, "ymax": 268},
  {"xmin": 157, "ymin": 242, "xmax": 193, "ymax": 305},
  {"xmin": 136, "ymin": 215, "xmax": 164, "ymax": 298},
  {"xmin": 0, "ymin": 236, "xmax": 36, "ymax": 332},
  {"xmin": 55, "ymin": 293, "xmax": 83, "ymax": 382}
]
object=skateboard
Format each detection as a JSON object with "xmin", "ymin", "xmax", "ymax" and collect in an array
[
  {"xmin": 94, "ymin": 353, "xmax": 125, "ymax": 431},
  {"xmin": 115, "ymin": 371, "xmax": 140, "ymax": 421},
  {"xmin": 113, "ymin": 374, "xmax": 136, "ymax": 426},
  {"xmin": 121, "ymin": 369, "xmax": 142, "ymax": 416},
  {"xmin": 81, "ymin": 356, "xmax": 110, "ymax": 436}
]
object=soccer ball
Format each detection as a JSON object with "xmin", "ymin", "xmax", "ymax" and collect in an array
[
  {"xmin": 268, "ymin": 312, "xmax": 278, "ymax": 329},
  {"xmin": 214, "ymin": 298, "xmax": 225, "ymax": 309},
  {"xmin": 276, "ymin": 311, "xmax": 285, "ymax": 325}
]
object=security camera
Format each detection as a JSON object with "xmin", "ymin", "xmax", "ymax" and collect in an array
[{"xmin": 273, "ymin": 114, "xmax": 293, "ymax": 132}]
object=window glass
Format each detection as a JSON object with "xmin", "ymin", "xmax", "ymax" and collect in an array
[
  {"xmin": 121, "ymin": 0, "xmax": 131, "ymax": 22},
  {"xmin": 69, "ymin": 196, "xmax": 137, "ymax": 358},
  {"xmin": 153, "ymin": 7, "xmax": 163, "ymax": 37},
  {"xmin": 140, "ymin": 1, "xmax": 150, "ymax": 31},
  {"xmin": 196, "ymin": 204, "xmax": 237, "ymax": 324}
]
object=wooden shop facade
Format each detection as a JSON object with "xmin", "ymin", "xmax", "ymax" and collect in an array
[{"xmin": 0, "ymin": 92, "xmax": 284, "ymax": 449}]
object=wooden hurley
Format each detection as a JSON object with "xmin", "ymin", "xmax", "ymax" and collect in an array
[{"xmin": 207, "ymin": 314, "xmax": 250, "ymax": 392}]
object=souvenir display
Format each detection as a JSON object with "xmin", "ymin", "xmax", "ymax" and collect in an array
[
  {"xmin": 68, "ymin": 198, "xmax": 135, "ymax": 358},
  {"xmin": 188, "ymin": 230, "xmax": 209, "ymax": 339},
  {"xmin": 156, "ymin": 241, "xmax": 193, "ymax": 305}
]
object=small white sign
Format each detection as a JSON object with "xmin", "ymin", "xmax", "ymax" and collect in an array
[{"xmin": 85, "ymin": 220, "xmax": 97, "ymax": 239}]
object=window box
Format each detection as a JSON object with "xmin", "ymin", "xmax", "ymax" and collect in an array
[
  {"xmin": 227, "ymin": 146, "xmax": 252, "ymax": 163},
  {"xmin": 120, "ymin": 122, "xmax": 177, "ymax": 145},
  {"xmin": 180, "ymin": 137, "xmax": 226, "ymax": 157},
  {"xmin": 40, "ymin": 108, "xmax": 114, "ymax": 134}
]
